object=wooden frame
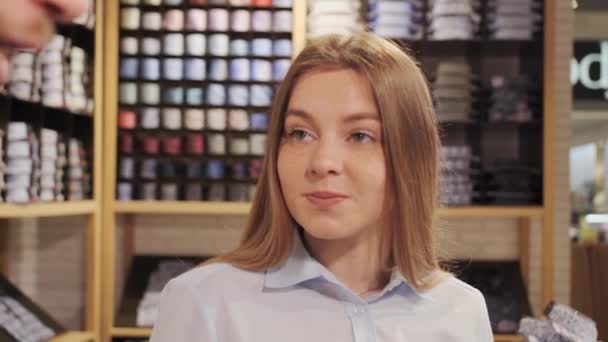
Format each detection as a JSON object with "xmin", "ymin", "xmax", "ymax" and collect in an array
[{"xmin": 542, "ymin": 0, "xmax": 556, "ymax": 308}]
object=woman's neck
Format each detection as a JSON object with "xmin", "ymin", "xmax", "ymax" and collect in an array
[{"xmin": 302, "ymin": 230, "xmax": 390, "ymax": 297}]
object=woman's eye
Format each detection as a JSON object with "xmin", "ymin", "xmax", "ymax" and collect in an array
[
  {"xmin": 287, "ymin": 129, "xmax": 311, "ymax": 141},
  {"xmin": 350, "ymin": 132, "xmax": 374, "ymax": 143}
]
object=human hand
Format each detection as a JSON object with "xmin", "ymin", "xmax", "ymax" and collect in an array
[{"xmin": 0, "ymin": 0, "xmax": 87, "ymax": 83}]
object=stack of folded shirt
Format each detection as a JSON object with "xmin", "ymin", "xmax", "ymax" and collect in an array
[
  {"xmin": 486, "ymin": 0, "xmax": 542, "ymax": 40},
  {"xmin": 56, "ymin": 140, "xmax": 67, "ymax": 201},
  {"xmin": 427, "ymin": 0, "xmax": 480, "ymax": 40},
  {"xmin": 39, "ymin": 129, "xmax": 64, "ymax": 202},
  {"xmin": 432, "ymin": 60, "xmax": 477, "ymax": 122},
  {"xmin": 367, "ymin": 0, "xmax": 423, "ymax": 40},
  {"xmin": 8, "ymin": 35, "xmax": 94, "ymax": 115},
  {"xmin": 0, "ymin": 130, "xmax": 5, "ymax": 201},
  {"xmin": 307, "ymin": 0, "xmax": 362, "ymax": 38},
  {"xmin": 485, "ymin": 160, "xmax": 541, "ymax": 205},
  {"xmin": 136, "ymin": 260, "xmax": 196, "ymax": 327},
  {"xmin": 6, "ymin": 123, "xmax": 40, "ymax": 203},
  {"xmin": 487, "ymin": 75, "xmax": 533, "ymax": 122},
  {"xmin": 67, "ymin": 138, "xmax": 90, "ymax": 200},
  {"xmin": 66, "ymin": 46, "xmax": 93, "ymax": 114},
  {"xmin": 8, "ymin": 52, "xmax": 37, "ymax": 102},
  {"xmin": 440, "ymin": 145, "xmax": 479, "ymax": 206},
  {"xmin": 39, "ymin": 36, "xmax": 68, "ymax": 109}
]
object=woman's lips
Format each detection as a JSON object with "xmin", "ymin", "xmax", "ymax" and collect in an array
[{"xmin": 304, "ymin": 192, "xmax": 349, "ymax": 208}]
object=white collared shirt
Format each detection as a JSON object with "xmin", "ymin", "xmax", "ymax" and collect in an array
[{"xmin": 150, "ymin": 234, "xmax": 493, "ymax": 342}]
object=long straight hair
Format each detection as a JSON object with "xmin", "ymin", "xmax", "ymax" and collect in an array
[{"xmin": 213, "ymin": 32, "xmax": 445, "ymax": 290}]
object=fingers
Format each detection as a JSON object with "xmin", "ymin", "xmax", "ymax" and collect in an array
[
  {"xmin": 41, "ymin": 0, "xmax": 88, "ymax": 23},
  {"xmin": 0, "ymin": 2, "xmax": 55, "ymax": 50}
]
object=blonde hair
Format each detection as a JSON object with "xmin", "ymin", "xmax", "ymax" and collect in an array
[{"xmin": 212, "ymin": 32, "xmax": 446, "ymax": 290}]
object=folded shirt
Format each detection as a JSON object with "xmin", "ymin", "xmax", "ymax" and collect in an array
[
  {"xmin": 368, "ymin": 14, "xmax": 422, "ymax": 27},
  {"xmin": 434, "ymin": 87, "xmax": 472, "ymax": 99},
  {"xmin": 373, "ymin": 25, "xmax": 420, "ymax": 39},
  {"xmin": 309, "ymin": 0, "xmax": 359, "ymax": 15},
  {"xmin": 489, "ymin": 5, "xmax": 540, "ymax": 16},
  {"xmin": 308, "ymin": 26, "xmax": 359, "ymax": 38},
  {"xmin": 308, "ymin": 14, "xmax": 359, "ymax": 28},
  {"xmin": 431, "ymin": 2, "xmax": 476, "ymax": 16},
  {"xmin": 368, "ymin": 0, "xmax": 417, "ymax": 15}
]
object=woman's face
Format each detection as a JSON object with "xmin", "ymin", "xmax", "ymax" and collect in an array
[{"xmin": 278, "ymin": 68, "xmax": 387, "ymax": 242}]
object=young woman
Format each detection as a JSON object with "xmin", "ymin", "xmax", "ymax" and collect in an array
[{"xmin": 150, "ymin": 32, "xmax": 493, "ymax": 341}]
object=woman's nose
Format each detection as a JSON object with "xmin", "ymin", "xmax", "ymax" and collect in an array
[{"xmin": 307, "ymin": 138, "xmax": 343, "ymax": 178}]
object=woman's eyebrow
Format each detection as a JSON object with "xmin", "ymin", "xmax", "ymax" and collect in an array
[
  {"xmin": 286, "ymin": 109, "xmax": 379, "ymax": 122},
  {"xmin": 285, "ymin": 108, "xmax": 313, "ymax": 120},
  {"xmin": 343, "ymin": 112, "xmax": 380, "ymax": 124}
]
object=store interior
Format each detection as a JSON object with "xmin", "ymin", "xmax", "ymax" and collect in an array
[{"xmin": 0, "ymin": 0, "xmax": 604, "ymax": 341}]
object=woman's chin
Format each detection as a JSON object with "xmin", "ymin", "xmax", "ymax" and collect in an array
[{"xmin": 299, "ymin": 219, "xmax": 356, "ymax": 241}]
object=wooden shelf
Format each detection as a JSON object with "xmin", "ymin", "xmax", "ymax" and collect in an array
[
  {"xmin": 0, "ymin": 201, "xmax": 96, "ymax": 218},
  {"xmin": 114, "ymin": 201, "xmax": 543, "ymax": 218},
  {"xmin": 49, "ymin": 331, "xmax": 95, "ymax": 342},
  {"xmin": 111, "ymin": 327, "xmax": 153, "ymax": 338},
  {"xmin": 494, "ymin": 334, "xmax": 525, "ymax": 342},
  {"xmin": 114, "ymin": 201, "xmax": 251, "ymax": 215},
  {"xmin": 109, "ymin": 327, "xmax": 521, "ymax": 341},
  {"xmin": 436, "ymin": 206, "xmax": 544, "ymax": 218}
]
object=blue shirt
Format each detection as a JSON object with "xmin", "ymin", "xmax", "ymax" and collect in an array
[{"xmin": 150, "ymin": 233, "xmax": 493, "ymax": 342}]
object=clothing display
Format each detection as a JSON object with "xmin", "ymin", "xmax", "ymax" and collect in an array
[
  {"xmin": 0, "ymin": 118, "xmax": 91, "ymax": 203},
  {"xmin": 0, "ymin": 2, "xmax": 562, "ymax": 341},
  {"xmin": 484, "ymin": 160, "xmax": 541, "ymax": 205},
  {"xmin": 0, "ymin": 130, "xmax": 5, "ymax": 201},
  {"xmin": 307, "ymin": 0, "xmax": 363, "ymax": 38},
  {"xmin": 67, "ymin": 138, "xmax": 91, "ymax": 200},
  {"xmin": 453, "ymin": 261, "xmax": 532, "ymax": 334},
  {"xmin": 7, "ymin": 35, "xmax": 94, "ymax": 115},
  {"xmin": 39, "ymin": 129, "xmax": 66, "ymax": 202},
  {"xmin": 0, "ymin": 275, "xmax": 63, "ymax": 342},
  {"xmin": 519, "ymin": 302, "xmax": 598, "ymax": 342},
  {"xmin": 487, "ymin": 75, "xmax": 535, "ymax": 122},
  {"xmin": 6, "ymin": 123, "xmax": 39, "ymax": 203},
  {"xmin": 367, "ymin": 0, "xmax": 423, "ymax": 40},
  {"xmin": 486, "ymin": 0, "xmax": 542, "ymax": 40},
  {"xmin": 0, "ymin": 297, "xmax": 55, "ymax": 342},
  {"xmin": 440, "ymin": 145, "xmax": 480, "ymax": 206},
  {"xmin": 117, "ymin": 1, "xmax": 291, "ymax": 202},
  {"xmin": 432, "ymin": 60, "xmax": 478, "ymax": 122},
  {"xmin": 427, "ymin": 0, "xmax": 480, "ymax": 40}
]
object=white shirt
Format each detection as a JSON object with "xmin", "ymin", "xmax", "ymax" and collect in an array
[{"xmin": 150, "ymin": 233, "xmax": 493, "ymax": 342}]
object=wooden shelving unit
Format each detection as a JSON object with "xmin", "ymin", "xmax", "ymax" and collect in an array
[
  {"xmin": 109, "ymin": 327, "xmax": 152, "ymax": 339},
  {"xmin": 0, "ymin": 201, "xmax": 96, "ymax": 218},
  {"xmin": 0, "ymin": 0, "xmax": 104, "ymax": 341},
  {"xmin": 114, "ymin": 201, "xmax": 544, "ymax": 217},
  {"xmin": 49, "ymin": 331, "xmax": 96, "ymax": 342},
  {"xmin": 100, "ymin": 1, "xmax": 558, "ymax": 341}
]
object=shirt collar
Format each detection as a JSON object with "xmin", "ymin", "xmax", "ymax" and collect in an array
[
  {"xmin": 263, "ymin": 230, "xmax": 432, "ymax": 300},
  {"xmin": 264, "ymin": 231, "xmax": 329, "ymax": 289}
]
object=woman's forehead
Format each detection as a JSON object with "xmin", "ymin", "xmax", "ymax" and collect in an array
[{"xmin": 287, "ymin": 69, "xmax": 379, "ymax": 119}]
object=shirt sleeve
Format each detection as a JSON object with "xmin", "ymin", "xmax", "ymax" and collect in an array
[
  {"xmin": 475, "ymin": 292, "xmax": 494, "ymax": 342},
  {"xmin": 149, "ymin": 278, "xmax": 218, "ymax": 342}
]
